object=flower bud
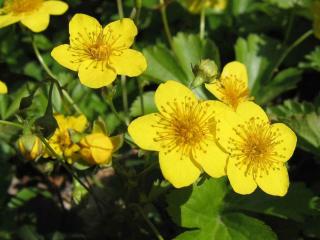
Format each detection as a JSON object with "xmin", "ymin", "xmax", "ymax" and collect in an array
[
  {"xmin": 180, "ymin": 0, "xmax": 227, "ymax": 14},
  {"xmin": 0, "ymin": 80, "xmax": 7, "ymax": 94},
  {"xmin": 18, "ymin": 134, "xmax": 44, "ymax": 161},
  {"xmin": 191, "ymin": 59, "xmax": 219, "ymax": 88},
  {"xmin": 79, "ymin": 133, "xmax": 113, "ymax": 165}
]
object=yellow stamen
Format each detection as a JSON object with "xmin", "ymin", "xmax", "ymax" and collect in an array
[
  {"xmin": 228, "ymin": 117, "xmax": 286, "ymax": 179},
  {"xmin": 152, "ymin": 97, "xmax": 216, "ymax": 159},
  {"xmin": 5, "ymin": 0, "xmax": 43, "ymax": 15}
]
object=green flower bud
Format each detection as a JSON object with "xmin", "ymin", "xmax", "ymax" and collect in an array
[
  {"xmin": 18, "ymin": 134, "xmax": 44, "ymax": 161},
  {"xmin": 191, "ymin": 59, "xmax": 219, "ymax": 88}
]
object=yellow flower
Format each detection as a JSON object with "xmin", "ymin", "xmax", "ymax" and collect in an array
[
  {"xmin": 79, "ymin": 133, "xmax": 113, "ymax": 165},
  {"xmin": 45, "ymin": 114, "xmax": 87, "ymax": 163},
  {"xmin": 205, "ymin": 61, "xmax": 251, "ymax": 110},
  {"xmin": 181, "ymin": 0, "xmax": 227, "ymax": 14},
  {"xmin": 51, "ymin": 14, "xmax": 147, "ymax": 88},
  {"xmin": 216, "ymin": 102, "xmax": 297, "ymax": 196},
  {"xmin": 128, "ymin": 81, "xmax": 229, "ymax": 188},
  {"xmin": 18, "ymin": 134, "xmax": 44, "ymax": 160},
  {"xmin": 0, "ymin": 0, "xmax": 68, "ymax": 32},
  {"xmin": 0, "ymin": 80, "xmax": 8, "ymax": 94}
]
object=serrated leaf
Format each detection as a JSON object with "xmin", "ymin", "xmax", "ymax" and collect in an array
[
  {"xmin": 130, "ymin": 91, "xmax": 157, "ymax": 117},
  {"xmin": 299, "ymin": 46, "xmax": 320, "ymax": 71},
  {"xmin": 143, "ymin": 33, "xmax": 220, "ymax": 86},
  {"xmin": 167, "ymin": 178, "xmax": 277, "ymax": 240},
  {"xmin": 268, "ymin": 100, "xmax": 320, "ymax": 155}
]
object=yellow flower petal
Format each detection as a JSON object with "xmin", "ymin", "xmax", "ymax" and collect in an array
[
  {"xmin": 0, "ymin": 13, "xmax": 20, "ymax": 29},
  {"xmin": 41, "ymin": 1, "xmax": 68, "ymax": 15},
  {"xmin": 104, "ymin": 18, "xmax": 137, "ymax": 48},
  {"xmin": 159, "ymin": 151, "xmax": 201, "ymax": 188},
  {"xmin": 54, "ymin": 114, "xmax": 67, "ymax": 130},
  {"xmin": 111, "ymin": 49, "xmax": 147, "ymax": 77},
  {"xmin": 220, "ymin": 61, "xmax": 248, "ymax": 88},
  {"xmin": 154, "ymin": 81, "xmax": 197, "ymax": 114},
  {"xmin": 0, "ymin": 81, "xmax": 8, "ymax": 94},
  {"xmin": 236, "ymin": 101, "xmax": 269, "ymax": 123},
  {"xmin": 256, "ymin": 164, "xmax": 289, "ymax": 196},
  {"xmin": 78, "ymin": 60, "xmax": 117, "ymax": 88},
  {"xmin": 270, "ymin": 123, "xmax": 297, "ymax": 162},
  {"xmin": 87, "ymin": 133, "xmax": 113, "ymax": 164},
  {"xmin": 193, "ymin": 140, "xmax": 228, "ymax": 178},
  {"xmin": 69, "ymin": 13, "xmax": 102, "ymax": 45},
  {"xmin": 51, "ymin": 44, "xmax": 80, "ymax": 71},
  {"xmin": 227, "ymin": 157, "xmax": 257, "ymax": 194},
  {"xmin": 128, "ymin": 113, "xmax": 161, "ymax": 151},
  {"xmin": 20, "ymin": 11, "xmax": 49, "ymax": 32},
  {"xmin": 67, "ymin": 115, "xmax": 87, "ymax": 132}
]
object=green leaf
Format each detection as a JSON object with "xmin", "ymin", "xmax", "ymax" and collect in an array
[
  {"xmin": 268, "ymin": 100, "xmax": 320, "ymax": 155},
  {"xmin": 235, "ymin": 34, "xmax": 283, "ymax": 103},
  {"xmin": 130, "ymin": 91, "xmax": 157, "ymax": 117},
  {"xmin": 167, "ymin": 178, "xmax": 277, "ymax": 240},
  {"xmin": 227, "ymin": 183, "xmax": 315, "ymax": 222},
  {"xmin": 143, "ymin": 33, "xmax": 220, "ymax": 86},
  {"xmin": 17, "ymin": 225, "xmax": 44, "ymax": 240},
  {"xmin": 256, "ymin": 68, "xmax": 302, "ymax": 104},
  {"xmin": 299, "ymin": 46, "xmax": 320, "ymax": 72}
]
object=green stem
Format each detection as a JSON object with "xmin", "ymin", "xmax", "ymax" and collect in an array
[
  {"xmin": 121, "ymin": 75, "xmax": 130, "ymax": 124},
  {"xmin": 37, "ymin": 133, "xmax": 103, "ymax": 212},
  {"xmin": 159, "ymin": 0, "xmax": 173, "ymax": 48},
  {"xmin": 117, "ymin": 0, "xmax": 124, "ymax": 19},
  {"xmin": 137, "ymin": 78, "xmax": 145, "ymax": 115},
  {"xmin": 200, "ymin": 8, "xmax": 206, "ymax": 39},
  {"xmin": 130, "ymin": 203, "xmax": 164, "ymax": 240},
  {"xmin": 0, "ymin": 120, "xmax": 24, "ymax": 129},
  {"xmin": 271, "ymin": 29, "xmax": 313, "ymax": 78},
  {"xmin": 108, "ymin": 99, "xmax": 129, "ymax": 126},
  {"xmin": 32, "ymin": 38, "xmax": 82, "ymax": 115},
  {"xmin": 134, "ymin": 0, "xmax": 142, "ymax": 24},
  {"xmin": 283, "ymin": 10, "xmax": 294, "ymax": 44}
]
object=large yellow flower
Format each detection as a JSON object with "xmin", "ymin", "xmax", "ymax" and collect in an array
[
  {"xmin": 0, "ymin": 80, "xmax": 8, "ymax": 94},
  {"xmin": 216, "ymin": 101, "xmax": 297, "ymax": 196},
  {"xmin": 206, "ymin": 61, "xmax": 251, "ymax": 110},
  {"xmin": 128, "ymin": 81, "xmax": 229, "ymax": 188},
  {"xmin": 0, "ymin": 0, "xmax": 68, "ymax": 32},
  {"xmin": 45, "ymin": 114, "xmax": 87, "ymax": 163},
  {"xmin": 51, "ymin": 14, "xmax": 147, "ymax": 88}
]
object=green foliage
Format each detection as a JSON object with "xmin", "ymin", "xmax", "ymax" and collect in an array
[
  {"xmin": 268, "ymin": 100, "xmax": 320, "ymax": 156},
  {"xmin": 300, "ymin": 46, "xmax": 320, "ymax": 71},
  {"xmin": 167, "ymin": 178, "xmax": 277, "ymax": 239}
]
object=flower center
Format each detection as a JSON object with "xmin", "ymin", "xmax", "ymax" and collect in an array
[
  {"xmin": 152, "ymin": 97, "xmax": 216, "ymax": 158},
  {"xmin": 215, "ymin": 75, "xmax": 250, "ymax": 109},
  {"xmin": 5, "ymin": 0, "xmax": 43, "ymax": 14},
  {"xmin": 229, "ymin": 117, "xmax": 284, "ymax": 178},
  {"xmin": 69, "ymin": 28, "xmax": 126, "ymax": 71}
]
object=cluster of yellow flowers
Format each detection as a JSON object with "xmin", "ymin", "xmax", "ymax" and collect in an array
[
  {"xmin": 19, "ymin": 114, "xmax": 118, "ymax": 166},
  {"xmin": 128, "ymin": 62, "xmax": 297, "ymax": 196},
  {"xmin": 1, "ymin": 0, "xmax": 297, "ymax": 197}
]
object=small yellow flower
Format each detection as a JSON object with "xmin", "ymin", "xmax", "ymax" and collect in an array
[
  {"xmin": 181, "ymin": 0, "xmax": 227, "ymax": 14},
  {"xmin": 216, "ymin": 102, "xmax": 297, "ymax": 196},
  {"xmin": 45, "ymin": 114, "xmax": 87, "ymax": 163},
  {"xmin": 0, "ymin": 80, "xmax": 8, "ymax": 94},
  {"xmin": 205, "ymin": 61, "xmax": 251, "ymax": 110},
  {"xmin": 128, "ymin": 81, "xmax": 229, "ymax": 188},
  {"xmin": 51, "ymin": 14, "xmax": 147, "ymax": 88},
  {"xmin": 79, "ymin": 133, "xmax": 113, "ymax": 165},
  {"xmin": 0, "ymin": 0, "xmax": 68, "ymax": 32},
  {"xmin": 18, "ymin": 134, "xmax": 44, "ymax": 160}
]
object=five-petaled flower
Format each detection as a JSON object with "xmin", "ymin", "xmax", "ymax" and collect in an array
[
  {"xmin": 0, "ymin": 0, "xmax": 68, "ymax": 32},
  {"xmin": 51, "ymin": 13, "xmax": 147, "ymax": 88},
  {"xmin": 206, "ymin": 61, "xmax": 251, "ymax": 110},
  {"xmin": 44, "ymin": 114, "xmax": 87, "ymax": 163},
  {"xmin": 215, "ymin": 101, "xmax": 297, "ymax": 196},
  {"xmin": 128, "ymin": 80, "xmax": 229, "ymax": 188}
]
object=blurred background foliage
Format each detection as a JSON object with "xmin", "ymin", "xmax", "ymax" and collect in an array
[{"xmin": 0, "ymin": 0, "xmax": 320, "ymax": 239}]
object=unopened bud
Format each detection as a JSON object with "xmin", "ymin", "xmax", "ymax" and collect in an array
[
  {"xmin": 191, "ymin": 59, "xmax": 219, "ymax": 88},
  {"xmin": 18, "ymin": 134, "xmax": 44, "ymax": 161}
]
